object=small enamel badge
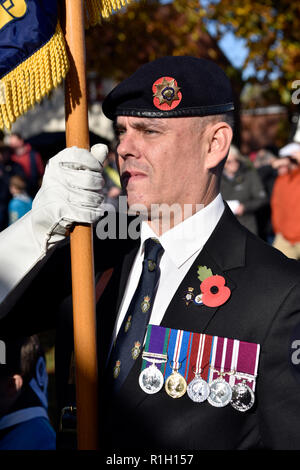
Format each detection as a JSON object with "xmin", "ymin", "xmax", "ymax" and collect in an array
[
  {"xmin": 183, "ymin": 266, "xmax": 231, "ymax": 308},
  {"xmin": 141, "ymin": 296, "xmax": 151, "ymax": 313},
  {"xmin": 152, "ymin": 76, "xmax": 182, "ymax": 111},
  {"xmin": 194, "ymin": 294, "xmax": 203, "ymax": 305},
  {"xmin": 131, "ymin": 341, "xmax": 141, "ymax": 360},
  {"xmin": 183, "ymin": 287, "xmax": 194, "ymax": 306}
]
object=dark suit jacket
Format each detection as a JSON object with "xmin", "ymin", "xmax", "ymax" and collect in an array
[{"xmin": 1, "ymin": 204, "xmax": 300, "ymax": 450}]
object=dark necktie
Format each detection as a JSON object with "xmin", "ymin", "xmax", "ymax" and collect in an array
[{"xmin": 107, "ymin": 237, "xmax": 164, "ymax": 393}]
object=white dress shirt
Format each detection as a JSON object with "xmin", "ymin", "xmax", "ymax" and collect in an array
[{"xmin": 112, "ymin": 194, "xmax": 225, "ymax": 341}]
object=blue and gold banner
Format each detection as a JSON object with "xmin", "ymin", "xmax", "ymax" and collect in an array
[
  {"xmin": 0, "ymin": 0, "xmax": 131, "ymax": 130},
  {"xmin": 0, "ymin": 0, "xmax": 69, "ymax": 130}
]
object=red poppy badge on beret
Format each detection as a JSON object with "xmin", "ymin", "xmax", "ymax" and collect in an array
[{"xmin": 152, "ymin": 76, "xmax": 182, "ymax": 111}]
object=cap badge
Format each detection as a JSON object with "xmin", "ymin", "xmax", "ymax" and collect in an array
[{"xmin": 152, "ymin": 76, "xmax": 182, "ymax": 110}]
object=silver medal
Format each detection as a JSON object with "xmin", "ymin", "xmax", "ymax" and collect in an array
[
  {"xmin": 187, "ymin": 376, "xmax": 210, "ymax": 403},
  {"xmin": 231, "ymin": 381, "xmax": 255, "ymax": 412},
  {"xmin": 139, "ymin": 363, "xmax": 164, "ymax": 394},
  {"xmin": 208, "ymin": 377, "xmax": 232, "ymax": 408}
]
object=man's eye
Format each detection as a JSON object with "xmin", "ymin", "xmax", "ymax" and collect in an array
[{"xmin": 115, "ymin": 129, "xmax": 125, "ymax": 138}]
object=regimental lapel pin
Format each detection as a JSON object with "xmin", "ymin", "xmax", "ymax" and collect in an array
[
  {"xmin": 183, "ymin": 266, "xmax": 231, "ymax": 308},
  {"xmin": 183, "ymin": 287, "xmax": 194, "ymax": 306}
]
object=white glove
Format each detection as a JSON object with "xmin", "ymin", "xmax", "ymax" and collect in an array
[{"xmin": 31, "ymin": 144, "xmax": 108, "ymax": 253}]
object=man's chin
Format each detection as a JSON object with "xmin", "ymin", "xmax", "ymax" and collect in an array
[{"xmin": 127, "ymin": 201, "xmax": 150, "ymax": 218}]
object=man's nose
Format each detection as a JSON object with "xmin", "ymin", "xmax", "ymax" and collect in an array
[{"xmin": 117, "ymin": 132, "xmax": 140, "ymax": 160}]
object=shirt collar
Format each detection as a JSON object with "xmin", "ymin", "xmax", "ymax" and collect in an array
[{"xmin": 140, "ymin": 194, "xmax": 225, "ymax": 268}]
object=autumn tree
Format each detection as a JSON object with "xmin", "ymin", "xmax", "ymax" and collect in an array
[
  {"xmin": 202, "ymin": 0, "xmax": 300, "ymax": 107},
  {"xmin": 85, "ymin": 0, "xmax": 241, "ymax": 85},
  {"xmin": 85, "ymin": 0, "xmax": 243, "ymax": 141}
]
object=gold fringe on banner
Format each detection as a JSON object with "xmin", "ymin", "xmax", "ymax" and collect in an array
[
  {"xmin": 0, "ymin": 22, "xmax": 69, "ymax": 131},
  {"xmin": 84, "ymin": 0, "xmax": 130, "ymax": 27}
]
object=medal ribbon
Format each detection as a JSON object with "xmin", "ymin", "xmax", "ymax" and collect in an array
[
  {"xmin": 142, "ymin": 324, "xmax": 170, "ymax": 371},
  {"xmin": 208, "ymin": 336, "xmax": 235, "ymax": 384},
  {"xmin": 141, "ymin": 325, "xmax": 260, "ymax": 390},
  {"xmin": 186, "ymin": 333, "xmax": 213, "ymax": 384},
  {"xmin": 164, "ymin": 328, "xmax": 191, "ymax": 380},
  {"xmin": 233, "ymin": 341, "xmax": 260, "ymax": 390}
]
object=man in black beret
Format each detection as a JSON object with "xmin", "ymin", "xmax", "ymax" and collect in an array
[{"xmin": 0, "ymin": 56, "xmax": 300, "ymax": 451}]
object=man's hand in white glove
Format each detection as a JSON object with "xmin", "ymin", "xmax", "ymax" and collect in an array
[{"xmin": 31, "ymin": 144, "xmax": 108, "ymax": 253}]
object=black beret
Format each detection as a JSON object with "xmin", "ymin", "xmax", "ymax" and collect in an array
[{"xmin": 102, "ymin": 56, "xmax": 234, "ymax": 120}]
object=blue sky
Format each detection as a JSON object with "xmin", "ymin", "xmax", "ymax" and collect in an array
[
  {"xmin": 205, "ymin": 22, "xmax": 256, "ymax": 80},
  {"xmin": 199, "ymin": 0, "xmax": 252, "ymax": 77},
  {"xmin": 160, "ymin": 0, "xmax": 254, "ymax": 79}
]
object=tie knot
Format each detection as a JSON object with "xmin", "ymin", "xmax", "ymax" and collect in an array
[{"xmin": 143, "ymin": 238, "xmax": 164, "ymax": 269}]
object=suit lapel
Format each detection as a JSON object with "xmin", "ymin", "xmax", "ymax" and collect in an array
[
  {"xmin": 163, "ymin": 204, "xmax": 246, "ymax": 333},
  {"xmin": 161, "ymin": 246, "xmax": 237, "ymax": 333},
  {"xmin": 115, "ymin": 242, "xmax": 140, "ymax": 315},
  {"xmin": 96, "ymin": 240, "xmax": 139, "ymax": 370}
]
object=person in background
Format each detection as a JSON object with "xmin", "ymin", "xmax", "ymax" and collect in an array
[
  {"xmin": 102, "ymin": 147, "xmax": 123, "ymax": 211},
  {"xmin": 0, "ymin": 335, "xmax": 56, "ymax": 450},
  {"xmin": 8, "ymin": 175, "xmax": 33, "ymax": 225},
  {"xmin": 252, "ymin": 148, "xmax": 279, "ymax": 243},
  {"xmin": 220, "ymin": 145, "xmax": 268, "ymax": 235},
  {"xmin": 0, "ymin": 145, "xmax": 26, "ymax": 231},
  {"xmin": 8, "ymin": 133, "xmax": 45, "ymax": 198},
  {"xmin": 271, "ymin": 142, "xmax": 300, "ymax": 259}
]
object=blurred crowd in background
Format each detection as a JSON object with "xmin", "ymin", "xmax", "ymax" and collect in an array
[{"xmin": 1, "ymin": 130, "xmax": 300, "ymax": 260}]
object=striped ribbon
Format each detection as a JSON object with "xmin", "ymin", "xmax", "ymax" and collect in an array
[{"xmin": 142, "ymin": 325, "xmax": 260, "ymax": 389}]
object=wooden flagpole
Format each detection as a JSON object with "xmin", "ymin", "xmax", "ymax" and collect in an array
[{"xmin": 63, "ymin": 0, "xmax": 99, "ymax": 450}]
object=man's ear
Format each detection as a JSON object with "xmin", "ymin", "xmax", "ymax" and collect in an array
[{"xmin": 205, "ymin": 122, "xmax": 233, "ymax": 170}]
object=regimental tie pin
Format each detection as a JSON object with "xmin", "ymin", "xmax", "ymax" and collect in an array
[
  {"xmin": 131, "ymin": 341, "xmax": 141, "ymax": 360},
  {"xmin": 113, "ymin": 360, "xmax": 121, "ymax": 379},
  {"xmin": 141, "ymin": 296, "xmax": 151, "ymax": 313},
  {"xmin": 124, "ymin": 315, "xmax": 132, "ymax": 333},
  {"xmin": 183, "ymin": 266, "xmax": 231, "ymax": 308},
  {"xmin": 148, "ymin": 260, "xmax": 156, "ymax": 272}
]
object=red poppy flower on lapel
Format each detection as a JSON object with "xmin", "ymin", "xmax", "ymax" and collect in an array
[{"xmin": 200, "ymin": 275, "xmax": 231, "ymax": 307}]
